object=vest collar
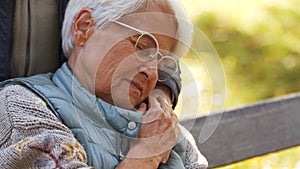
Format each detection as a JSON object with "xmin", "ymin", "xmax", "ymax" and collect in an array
[{"xmin": 52, "ymin": 63, "xmax": 142, "ymax": 138}]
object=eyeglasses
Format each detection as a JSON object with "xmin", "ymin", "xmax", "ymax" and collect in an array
[{"xmin": 110, "ymin": 20, "xmax": 178, "ymax": 82}]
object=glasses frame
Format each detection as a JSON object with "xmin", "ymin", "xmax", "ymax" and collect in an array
[{"xmin": 110, "ymin": 20, "xmax": 178, "ymax": 82}]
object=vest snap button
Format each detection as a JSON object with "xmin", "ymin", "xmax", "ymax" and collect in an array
[{"xmin": 128, "ymin": 121, "xmax": 137, "ymax": 130}]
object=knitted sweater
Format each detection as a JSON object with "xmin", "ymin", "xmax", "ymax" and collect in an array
[
  {"xmin": 0, "ymin": 85, "xmax": 91, "ymax": 169},
  {"xmin": 0, "ymin": 84, "xmax": 207, "ymax": 169}
]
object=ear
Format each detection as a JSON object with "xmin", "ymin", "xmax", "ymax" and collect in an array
[{"xmin": 72, "ymin": 8, "xmax": 96, "ymax": 47}]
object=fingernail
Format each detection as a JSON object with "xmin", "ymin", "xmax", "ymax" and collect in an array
[{"xmin": 140, "ymin": 103, "xmax": 146, "ymax": 108}]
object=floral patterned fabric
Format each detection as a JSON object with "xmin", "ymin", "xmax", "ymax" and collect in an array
[{"xmin": 0, "ymin": 85, "xmax": 93, "ymax": 169}]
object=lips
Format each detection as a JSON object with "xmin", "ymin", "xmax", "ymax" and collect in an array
[{"xmin": 130, "ymin": 80, "xmax": 143, "ymax": 92}]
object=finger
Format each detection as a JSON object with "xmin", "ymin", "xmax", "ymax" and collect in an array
[
  {"xmin": 161, "ymin": 150, "xmax": 171, "ymax": 164},
  {"xmin": 142, "ymin": 97, "xmax": 164, "ymax": 123},
  {"xmin": 157, "ymin": 96, "xmax": 171, "ymax": 107},
  {"xmin": 136, "ymin": 103, "xmax": 147, "ymax": 115},
  {"xmin": 158, "ymin": 119, "xmax": 172, "ymax": 135},
  {"xmin": 158, "ymin": 110, "xmax": 172, "ymax": 132},
  {"xmin": 147, "ymin": 95, "xmax": 160, "ymax": 109},
  {"xmin": 149, "ymin": 89, "xmax": 165, "ymax": 99},
  {"xmin": 158, "ymin": 113, "xmax": 178, "ymax": 138},
  {"xmin": 157, "ymin": 96, "xmax": 172, "ymax": 115},
  {"xmin": 142, "ymin": 110, "xmax": 163, "ymax": 124},
  {"xmin": 152, "ymin": 120, "xmax": 161, "ymax": 136},
  {"xmin": 171, "ymin": 112, "xmax": 179, "ymax": 125},
  {"xmin": 138, "ymin": 120, "xmax": 161, "ymax": 138}
]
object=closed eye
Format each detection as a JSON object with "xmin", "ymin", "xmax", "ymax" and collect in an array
[{"xmin": 138, "ymin": 34, "xmax": 156, "ymax": 47}]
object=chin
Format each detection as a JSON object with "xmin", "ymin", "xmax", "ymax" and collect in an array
[
  {"xmin": 112, "ymin": 97, "xmax": 137, "ymax": 110},
  {"xmin": 128, "ymin": 98, "xmax": 140, "ymax": 110}
]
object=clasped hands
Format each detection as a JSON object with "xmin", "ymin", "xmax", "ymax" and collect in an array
[{"xmin": 117, "ymin": 88, "xmax": 179, "ymax": 169}]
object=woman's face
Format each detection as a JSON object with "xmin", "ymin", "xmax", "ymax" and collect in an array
[{"xmin": 74, "ymin": 7, "xmax": 177, "ymax": 109}]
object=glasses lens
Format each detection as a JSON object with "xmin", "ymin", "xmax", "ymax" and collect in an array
[
  {"xmin": 134, "ymin": 33, "xmax": 178, "ymax": 82},
  {"xmin": 158, "ymin": 56, "xmax": 178, "ymax": 81},
  {"xmin": 135, "ymin": 34, "xmax": 158, "ymax": 62}
]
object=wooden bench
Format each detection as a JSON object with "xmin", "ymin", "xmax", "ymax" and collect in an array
[{"xmin": 181, "ymin": 92, "xmax": 300, "ymax": 168}]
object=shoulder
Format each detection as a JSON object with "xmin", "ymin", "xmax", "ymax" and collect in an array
[
  {"xmin": 1, "ymin": 84, "xmax": 45, "ymax": 102},
  {"xmin": 1, "ymin": 84, "xmax": 53, "ymax": 119},
  {"xmin": 0, "ymin": 85, "xmax": 90, "ymax": 168},
  {"xmin": 0, "ymin": 84, "xmax": 71, "ymax": 136},
  {"xmin": 1, "ymin": 84, "xmax": 51, "ymax": 113}
]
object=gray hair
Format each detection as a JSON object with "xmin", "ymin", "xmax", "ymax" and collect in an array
[{"xmin": 62, "ymin": 0, "xmax": 193, "ymax": 58}]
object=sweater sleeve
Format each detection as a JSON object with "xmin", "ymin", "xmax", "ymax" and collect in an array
[
  {"xmin": 0, "ymin": 85, "xmax": 94, "ymax": 169},
  {"xmin": 180, "ymin": 126, "xmax": 208, "ymax": 169}
]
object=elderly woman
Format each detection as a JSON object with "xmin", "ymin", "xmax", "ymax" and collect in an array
[{"xmin": 0, "ymin": 0, "xmax": 208, "ymax": 168}]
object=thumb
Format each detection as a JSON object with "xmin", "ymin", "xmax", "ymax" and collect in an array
[{"xmin": 136, "ymin": 103, "xmax": 147, "ymax": 115}]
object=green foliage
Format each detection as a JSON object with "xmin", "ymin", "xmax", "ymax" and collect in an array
[
  {"xmin": 182, "ymin": 0, "xmax": 300, "ymax": 168},
  {"xmin": 192, "ymin": 3, "xmax": 300, "ymax": 107}
]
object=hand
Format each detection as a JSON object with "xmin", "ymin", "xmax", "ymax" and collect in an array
[
  {"xmin": 151, "ymin": 85, "xmax": 173, "ymax": 106},
  {"xmin": 117, "ymin": 88, "xmax": 178, "ymax": 169},
  {"xmin": 128, "ymin": 93, "xmax": 179, "ymax": 163}
]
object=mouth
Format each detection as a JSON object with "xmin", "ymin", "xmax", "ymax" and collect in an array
[{"xmin": 130, "ymin": 80, "xmax": 143, "ymax": 93}]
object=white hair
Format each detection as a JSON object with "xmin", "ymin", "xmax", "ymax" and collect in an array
[{"xmin": 62, "ymin": 0, "xmax": 193, "ymax": 58}]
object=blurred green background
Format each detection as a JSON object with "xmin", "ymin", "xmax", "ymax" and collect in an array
[{"xmin": 179, "ymin": 0, "xmax": 300, "ymax": 168}]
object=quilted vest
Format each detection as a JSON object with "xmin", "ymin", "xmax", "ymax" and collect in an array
[{"xmin": 0, "ymin": 63, "xmax": 186, "ymax": 169}]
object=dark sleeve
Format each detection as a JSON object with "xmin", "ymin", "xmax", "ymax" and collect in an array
[
  {"xmin": 156, "ymin": 65, "xmax": 181, "ymax": 109},
  {"xmin": 59, "ymin": 0, "xmax": 70, "ymax": 62},
  {"xmin": 0, "ymin": 0, "xmax": 14, "ymax": 81}
]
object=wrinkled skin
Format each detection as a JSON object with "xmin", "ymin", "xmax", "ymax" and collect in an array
[{"xmin": 68, "ymin": 4, "xmax": 179, "ymax": 169}]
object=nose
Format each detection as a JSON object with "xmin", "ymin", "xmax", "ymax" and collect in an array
[{"xmin": 138, "ymin": 64, "xmax": 158, "ymax": 81}]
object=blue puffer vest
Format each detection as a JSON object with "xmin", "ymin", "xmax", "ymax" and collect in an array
[{"xmin": 0, "ymin": 63, "xmax": 187, "ymax": 169}]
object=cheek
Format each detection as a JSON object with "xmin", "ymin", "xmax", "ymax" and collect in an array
[
  {"xmin": 94, "ymin": 59, "xmax": 120, "ymax": 96},
  {"xmin": 146, "ymin": 80, "xmax": 157, "ymax": 95},
  {"xmin": 113, "ymin": 41, "xmax": 136, "ymax": 57},
  {"xmin": 102, "ymin": 42, "xmax": 136, "ymax": 70},
  {"xmin": 94, "ymin": 67, "xmax": 111, "ymax": 99},
  {"xmin": 99, "ymin": 41, "xmax": 134, "ymax": 73},
  {"xmin": 94, "ymin": 42, "xmax": 136, "ymax": 95}
]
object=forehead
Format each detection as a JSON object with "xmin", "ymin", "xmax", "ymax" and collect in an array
[{"xmin": 119, "ymin": 12, "xmax": 178, "ymax": 41}]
